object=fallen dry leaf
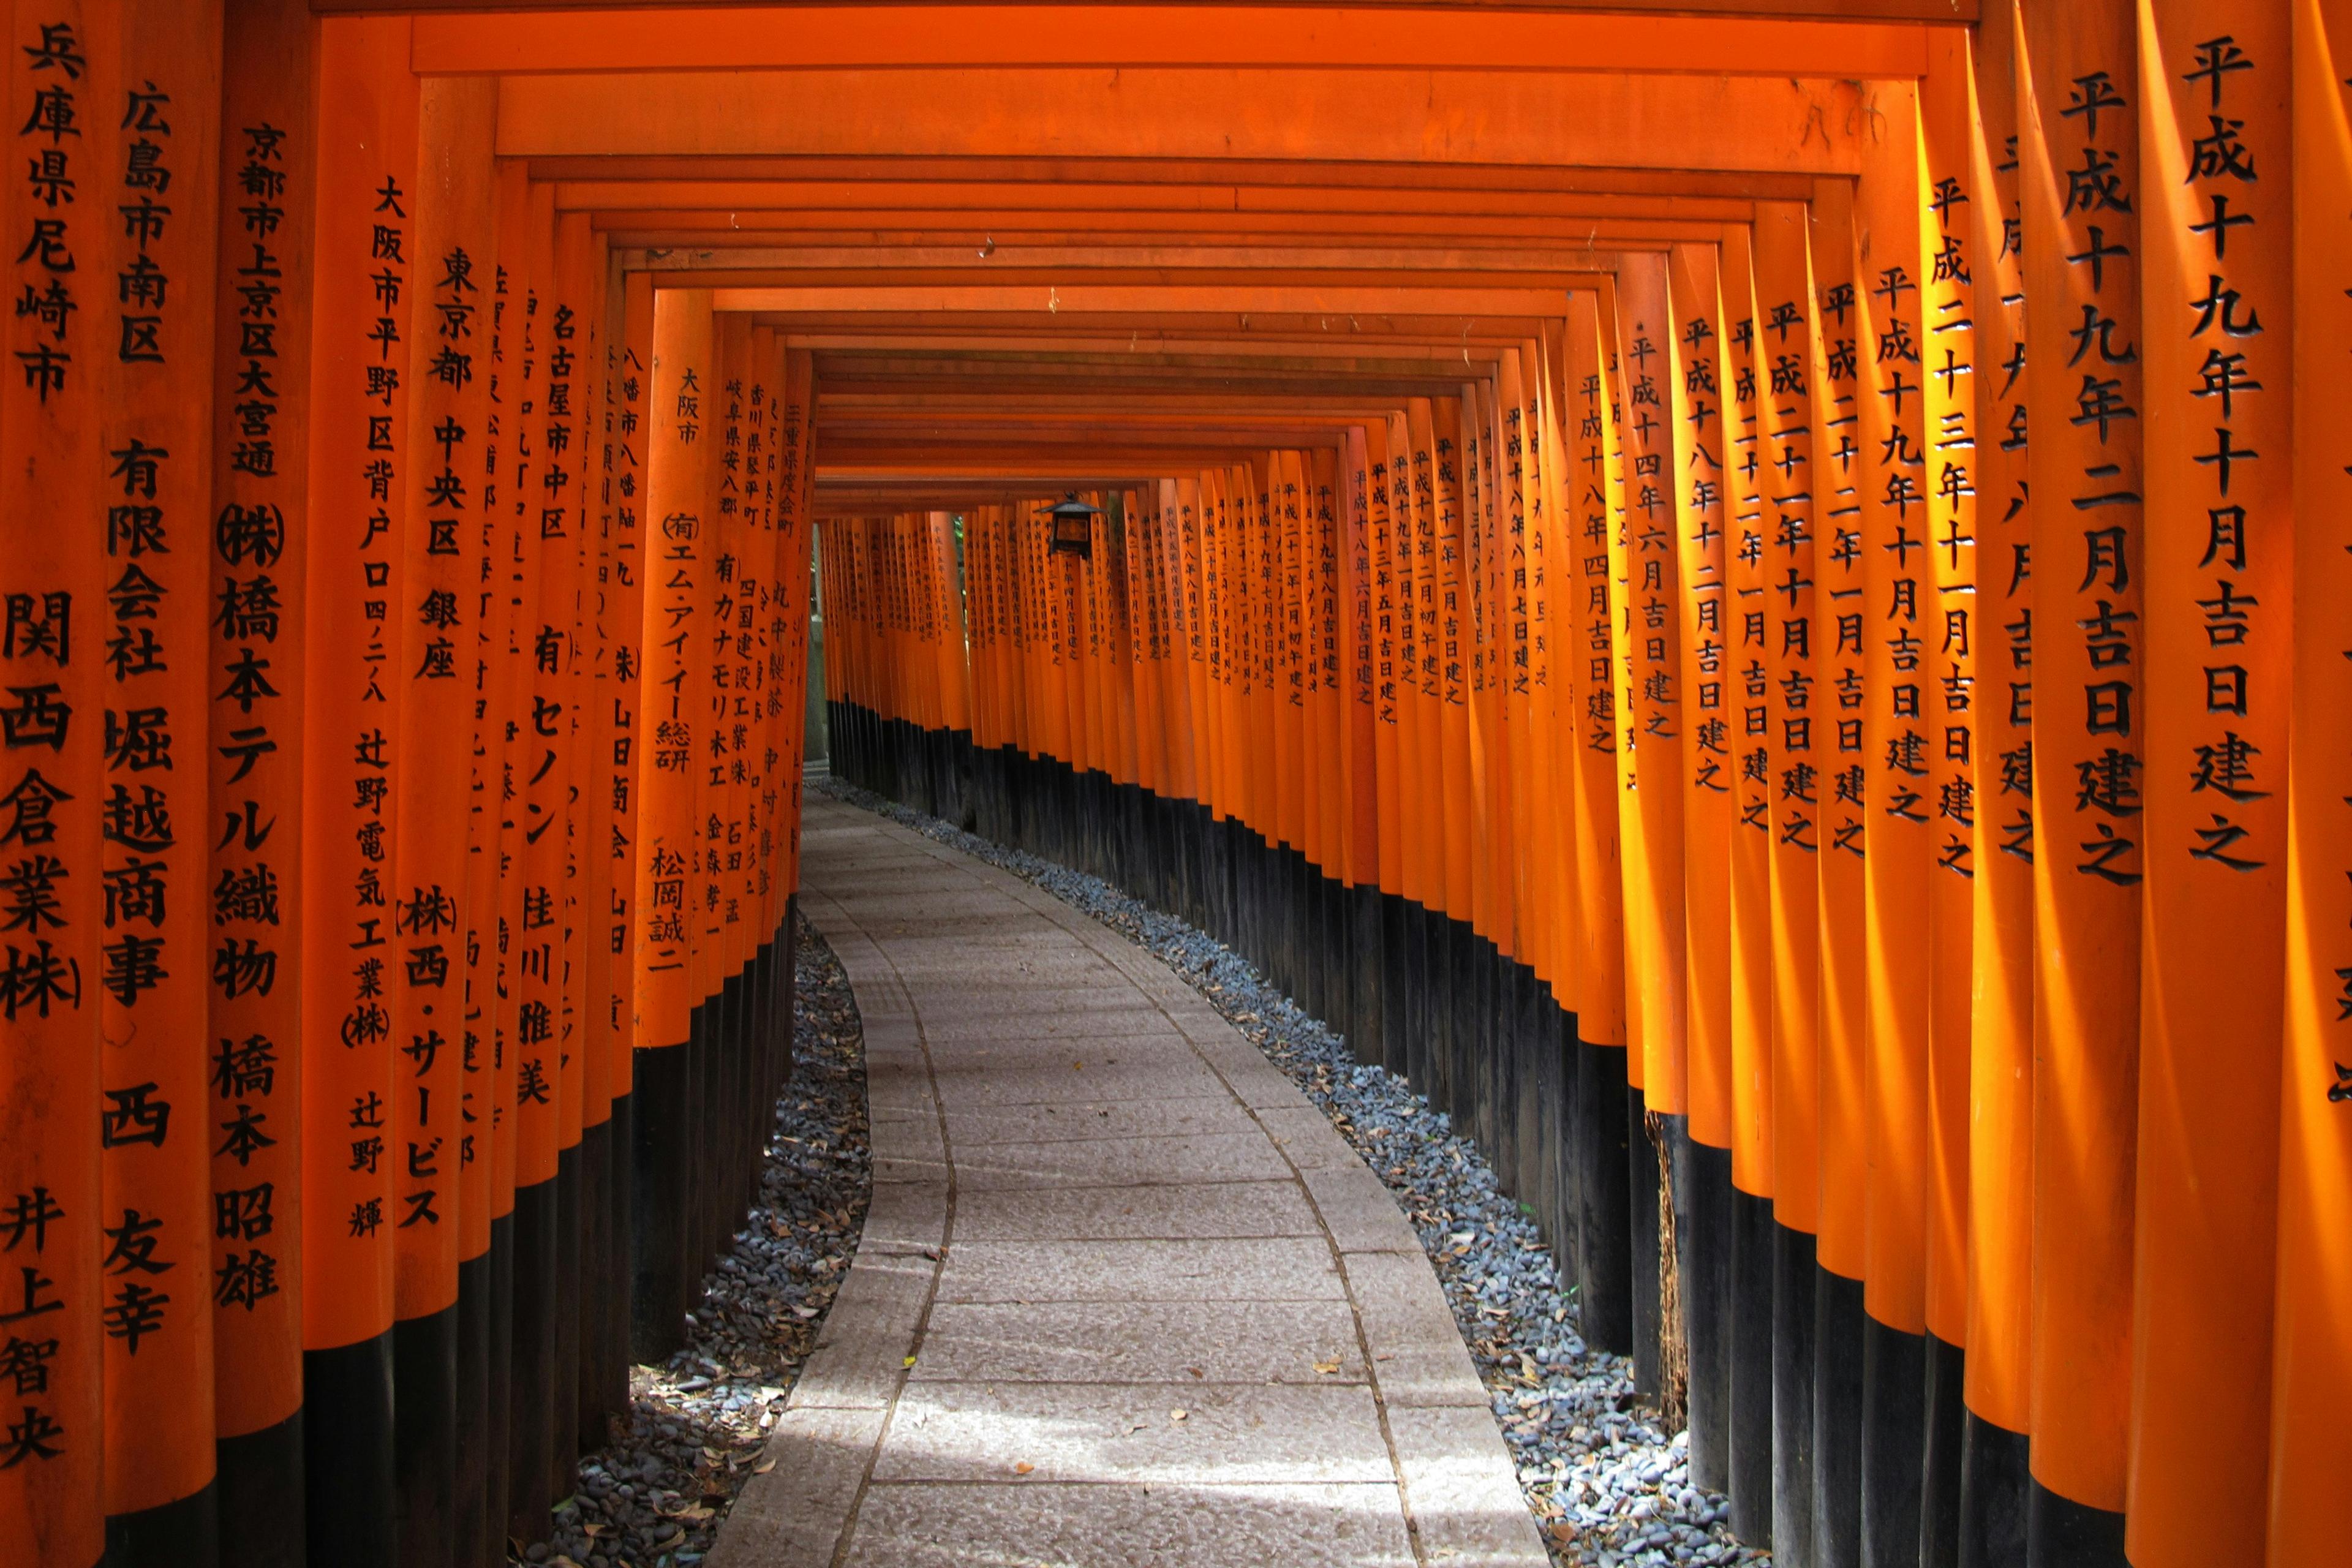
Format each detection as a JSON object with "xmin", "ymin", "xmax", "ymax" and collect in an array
[
  {"xmin": 1014, "ymin": 1462, "xmax": 1035, "ymax": 1475},
  {"xmin": 1313, "ymin": 1359, "xmax": 1342, "ymax": 1376},
  {"xmin": 753, "ymin": 1460, "xmax": 776, "ymax": 1475},
  {"xmin": 1168, "ymin": 1409, "xmax": 1188, "ymax": 1422}
]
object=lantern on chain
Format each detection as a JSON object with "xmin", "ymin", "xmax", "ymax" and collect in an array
[{"xmin": 1039, "ymin": 492, "xmax": 1101, "ymax": 560}]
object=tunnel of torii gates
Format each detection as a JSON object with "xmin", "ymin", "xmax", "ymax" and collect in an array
[{"xmin": 2, "ymin": 0, "xmax": 2352, "ymax": 1567}]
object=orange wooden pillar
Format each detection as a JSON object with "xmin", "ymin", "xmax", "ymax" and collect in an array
[
  {"xmin": 1668, "ymin": 237, "xmax": 1736, "ymax": 1494},
  {"xmin": 1610, "ymin": 254, "xmax": 1688, "ymax": 1401},
  {"xmin": 0, "ymin": 7, "xmax": 111, "ymax": 1566},
  {"xmin": 1915, "ymin": 28, "xmax": 1987, "ymax": 1550},
  {"xmin": 1804, "ymin": 172, "xmax": 1871, "ymax": 1561},
  {"xmin": 2018, "ymin": 1, "xmax": 2143, "ymax": 1551},
  {"xmin": 2128, "ymin": 7, "xmax": 2291, "ymax": 1562},
  {"xmin": 1851, "ymin": 75, "xmax": 1936, "ymax": 1559},
  {"xmin": 582, "ymin": 252, "xmax": 650, "ymax": 1459},
  {"xmin": 495, "ymin": 174, "xmax": 563, "ymax": 1545},
  {"xmin": 628, "ymin": 286, "xmax": 713, "ymax": 1366},
  {"xmin": 206, "ymin": 2, "xmax": 317, "ymax": 1559},
  {"xmin": 1751, "ymin": 197, "xmax": 1823, "ymax": 1562},
  {"xmin": 2269, "ymin": 3, "xmax": 2352, "ymax": 1558},
  {"xmin": 458, "ymin": 159, "xmax": 532, "ymax": 1568},
  {"xmin": 388, "ymin": 67, "xmax": 497, "ymax": 1568},
  {"xmin": 89, "ymin": 2, "xmax": 225, "ymax": 1560},
  {"xmin": 298, "ymin": 20, "xmax": 417, "ymax": 1565},
  {"xmin": 1716, "ymin": 227, "xmax": 1779, "ymax": 1540},
  {"xmin": 1958, "ymin": 0, "xmax": 2038, "ymax": 1552},
  {"xmin": 1562, "ymin": 292, "xmax": 1632, "ymax": 1358},
  {"xmin": 546, "ymin": 209, "xmax": 602, "ymax": 1496}
]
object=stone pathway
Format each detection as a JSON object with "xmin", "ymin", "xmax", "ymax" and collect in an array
[{"xmin": 710, "ymin": 797, "xmax": 1549, "ymax": 1568}]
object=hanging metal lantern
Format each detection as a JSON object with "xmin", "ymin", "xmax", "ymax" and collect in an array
[{"xmin": 1039, "ymin": 492, "xmax": 1101, "ymax": 560}]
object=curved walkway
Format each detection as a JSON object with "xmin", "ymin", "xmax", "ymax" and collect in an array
[{"xmin": 712, "ymin": 796, "xmax": 1548, "ymax": 1568}]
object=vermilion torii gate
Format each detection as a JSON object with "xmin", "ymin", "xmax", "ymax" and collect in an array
[{"xmin": 0, "ymin": 3, "xmax": 2346, "ymax": 1567}]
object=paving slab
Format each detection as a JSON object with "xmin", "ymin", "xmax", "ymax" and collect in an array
[
  {"xmin": 842, "ymin": 1481, "xmax": 1419, "ymax": 1568},
  {"xmin": 720, "ymin": 797, "xmax": 1541, "ymax": 1567}
]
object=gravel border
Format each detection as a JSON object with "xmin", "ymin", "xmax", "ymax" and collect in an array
[
  {"xmin": 527, "ymin": 908, "xmax": 870, "ymax": 1568},
  {"xmin": 812, "ymin": 774, "xmax": 1766, "ymax": 1568}
]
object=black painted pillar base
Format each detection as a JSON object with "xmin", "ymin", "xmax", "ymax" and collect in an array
[
  {"xmin": 107, "ymin": 1482, "xmax": 220, "ymax": 1568},
  {"xmin": 1727, "ymin": 1188, "xmax": 1775, "ymax": 1547},
  {"xmin": 1860, "ymin": 1315, "xmax": 1925, "ymax": 1568},
  {"xmin": 1574, "ymin": 1040, "xmax": 1633, "ymax": 1355},
  {"xmin": 1957, "ymin": 1412, "xmax": 2030, "ymax": 1568},
  {"xmin": 2027, "ymin": 1481, "xmax": 2128, "ymax": 1568},
  {"xmin": 506, "ymin": 1177, "xmax": 560, "ymax": 1547},
  {"xmin": 1773, "ymin": 1225, "xmax": 1819, "ymax": 1568},
  {"xmin": 391, "ymin": 1302, "xmax": 458, "ymax": 1568},
  {"xmin": 1628, "ymin": 1085, "xmax": 1662, "ymax": 1399},
  {"xmin": 1679, "ymin": 1135, "xmax": 1734, "ymax": 1494},
  {"xmin": 216, "ymin": 1408, "xmax": 304, "ymax": 1568},
  {"xmin": 1813, "ymin": 1266, "xmax": 1866, "ymax": 1568},
  {"xmin": 1920, "ymin": 1332, "xmax": 1965, "ymax": 1568},
  {"xmin": 304, "ymin": 1332, "xmax": 397, "ymax": 1568}
]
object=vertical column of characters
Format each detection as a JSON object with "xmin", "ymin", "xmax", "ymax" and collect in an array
[
  {"xmin": 1525, "ymin": 337, "xmax": 1581, "ymax": 1008},
  {"xmin": 747, "ymin": 333, "xmax": 783, "ymax": 1117},
  {"xmin": 1116, "ymin": 492, "xmax": 1149, "ymax": 797},
  {"xmin": 1129, "ymin": 488, "xmax": 1166, "ymax": 805},
  {"xmin": 489, "ymin": 166, "xmax": 551, "ymax": 1547},
  {"xmin": 296, "ymin": 21, "xmax": 416, "ymax": 1565},
  {"xmin": 1240, "ymin": 469, "xmax": 1271, "ymax": 840},
  {"xmin": 1564, "ymin": 298, "xmax": 1625, "ymax": 1054},
  {"xmin": 205, "ymin": 0, "xmax": 315, "ymax": 1546},
  {"xmin": 1312, "ymin": 453, "xmax": 1344, "ymax": 885},
  {"xmin": 1613, "ymin": 257, "xmax": 1689, "ymax": 1116},
  {"xmin": 1455, "ymin": 398, "xmax": 1497, "ymax": 957},
  {"xmin": 689, "ymin": 316, "xmax": 744, "ymax": 1282},
  {"xmin": 0, "ymin": 6, "xmax": 105, "ymax": 1562},
  {"xmin": 1852, "ymin": 78, "xmax": 1935, "ymax": 1401},
  {"xmin": 2128, "ymin": 10, "xmax": 2290, "ymax": 1560},
  {"xmin": 1961, "ymin": 0, "xmax": 2037, "ymax": 1500},
  {"xmin": 2267, "ymin": 2, "xmax": 2352, "ymax": 1556},
  {"xmin": 1752, "ymin": 205, "xmax": 1822, "ymax": 1259},
  {"xmin": 546, "ymin": 211, "xmax": 599, "ymax": 1486},
  {"xmin": 386, "ymin": 79, "xmax": 496, "ymax": 1559},
  {"xmin": 627, "ymin": 287, "xmax": 710, "ymax": 1361},
  {"xmin": 1377, "ymin": 419, "xmax": 1417, "ymax": 916},
  {"xmin": 1153, "ymin": 483, "xmax": 1188, "ymax": 812},
  {"xmin": 1115, "ymin": 493, "xmax": 1145, "ymax": 790},
  {"xmin": 1360, "ymin": 423, "xmax": 1401, "ymax": 907},
  {"xmin": 1274, "ymin": 451, "xmax": 1305, "ymax": 857},
  {"xmin": 1671, "ymin": 241, "xmax": 1734, "ymax": 1155},
  {"xmin": 1471, "ymin": 388, "xmax": 1515, "ymax": 964},
  {"xmin": 1395, "ymin": 415, "xmax": 1434, "ymax": 924},
  {"xmin": 1719, "ymin": 232, "xmax": 1776, "ymax": 1195},
  {"xmin": 1498, "ymin": 362, "xmax": 1541, "ymax": 982},
  {"xmin": 2017, "ymin": 0, "xmax": 2144, "ymax": 1537},
  {"xmin": 1806, "ymin": 173, "xmax": 1870, "ymax": 1291},
  {"xmin": 1917, "ymin": 34, "xmax": 1985, "ymax": 1378},
  {"xmin": 775, "ymin": 347, "xmax": 812, "ymax": 900},
  {"xmin": 1317, "ymin": 450, "xmax": 1357, "ymax": 894},
  {"xmin": 467, "ymin": 180, "xmax": 527, "ymax": 1551},
  {"xmin": 1429, "ymin": 404, "xmax": 1476, "ymax": 934},
  {"xmin": 573, "ymin": 239, "xmax": 629, "ymax": 1450},
  {"xmin": 94, "ymin": 0, "xmax": 221, "ymax": 1549}
]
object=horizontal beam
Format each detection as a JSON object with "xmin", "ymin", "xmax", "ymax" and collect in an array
[
  {"xmin": 497, "ymin": 67, "xmax": 1882, "ymax": 175},
  {"xmin": 325, "ymin": 0, "xmax": 1978, "ymax": 20},
  {"xmin": 556, "ymin": 177, "xmax": 1757, "ymax": 219},
  {"xmin": 527, "ymin": 153, "xmax": 1822, "ymax": 201},
  {"xmin": 705, "ymin": 284, "xmax": 1578, "ymax": 312},
  {"xmin": 415, "ymin": 6, "xmax": 1930, "ymax": 77}
]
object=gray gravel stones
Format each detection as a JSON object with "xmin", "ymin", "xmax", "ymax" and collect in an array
[
  {"xmin": 527, "ymin": 908, "xmax": 870, "ymax": 1568},
  {"xmin": 813, "ymin": 775, "xmax": 1766, "ymax": 1568}
]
